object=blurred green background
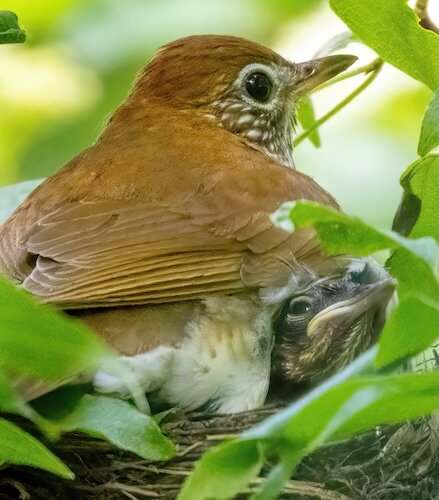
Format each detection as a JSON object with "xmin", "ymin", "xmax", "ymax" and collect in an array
[{"xmin": 0, "ymin": 0, "xmax": 435, "ymax": 228}]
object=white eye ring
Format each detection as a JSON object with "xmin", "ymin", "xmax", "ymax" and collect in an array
[{"xmin": 236, "ymin": 63, "xmax": 279, "ymax": 109}]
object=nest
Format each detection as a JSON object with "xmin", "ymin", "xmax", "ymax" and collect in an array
[{"xmin": 1, "ymin": 405, "xmax": 437, "ymax": 500}]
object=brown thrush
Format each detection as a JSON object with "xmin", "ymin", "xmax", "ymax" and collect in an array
[{"xmin": 0, "ymin": 36, "xmax": 358, "ymax": 405}]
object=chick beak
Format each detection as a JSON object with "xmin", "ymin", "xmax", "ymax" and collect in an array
[
  {"xmin": 307, "ymin": 277, "xmax": 396, "ymax": 343},
  {"xmin": 294, "ymin": 54, "xmax": 358, "ymax": 94}
]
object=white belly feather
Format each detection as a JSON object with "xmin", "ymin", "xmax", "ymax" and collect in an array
[{"xmin": 93, "ymin": 296, "xmax": 273, "ymax": 414}]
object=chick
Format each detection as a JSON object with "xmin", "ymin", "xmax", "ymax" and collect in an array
[{"xmin": 269, "ymin": 259, "xmax": 395, "ymax": 396}]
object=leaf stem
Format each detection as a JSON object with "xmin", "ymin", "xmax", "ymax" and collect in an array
[{"xmin": 294, "ymin": 60, "xmax": 383, "ymax": 147}]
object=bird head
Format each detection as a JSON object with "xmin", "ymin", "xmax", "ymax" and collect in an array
[
  {"xmin": 133, "ymin": 35, "xmax": 356, "ymax": 167},
  {"xmin": 269, "ymin": 259, "xmax": 395, "ymax": 392}
]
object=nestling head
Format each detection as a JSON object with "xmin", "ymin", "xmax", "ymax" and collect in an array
[
  {"xmin": 134, "ymin": 35, "xmax": 357, "ymax": 167},
  {"xmin": 269, "ymin": 259, "xmax": 395, "ymax": 391}
]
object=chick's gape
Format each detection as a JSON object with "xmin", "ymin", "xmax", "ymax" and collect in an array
[{"xmin": 0, "ymin": 35, "xmax": 390, "ymax": 413}]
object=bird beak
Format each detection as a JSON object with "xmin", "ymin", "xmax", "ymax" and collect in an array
[
  {"xmin": 294, "ymin": 54, "xmax": 358, "ymax": 94},
  {"xmin": 307, "ymin": 277, "xmax": 396, "ymax": 341}
]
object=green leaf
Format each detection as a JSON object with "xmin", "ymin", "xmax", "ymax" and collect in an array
[
  {"xmin": 418, "ymin": 90, "xmax": 439, "ymax": 155},
  {"xmin": 376, "ymin": 296, "xmax": 439, "ymax": 367},
  {"xmin": 179, "ymin": 440, "xmax": 263, "ymax": 500},
  {"xmin": 274, "ymin": 200, "xmax": 438, "ymax": 275},
  {"xmin": 0, "ymin": 11, "xmax": 26, "ymax": 44},
  {"xmin": 251, "ymin": 372, "xmax": 438, "ymax": 462},
  {"xmin": 297, "ymin": 96, "xmax": 321, "ymax": 147},
  {"xmin": 329, "ymin": 0, "xmax": 439, "ymax": 90},
  {"xmin": 388, "ymin": 247, "xmax": 438, "ymax": 303},
  {"xmin": 245, "ymin": 348, "xmax": 375, "ymax": 442},
  {"xmin": 0, "ymin": 370, "xmax": 27, "ymax": 414},
  {"xmin": 0, "ymin": 370, "xmax": 63, "ymax": 439},
  {"xmin": 0, "ymin": 418, "xmax": 72, "ymax": 478},
  {"xmin": 0, "ymin": 278, "xmax": 111, "ymax": 381},
  {"xmin": 393, "ymin": 152, "xmax": 439, "ymax": 241},
  {"xmin": 327, "ymin": 372, "xmax": 438, "ymax": 437},
  {"xmin": 57, "ymin": 395, "xmax": 176, "ymax": 461},
  {"xmin": 252, "ymin": 453, "xmax": 300, "ymax": 500}
]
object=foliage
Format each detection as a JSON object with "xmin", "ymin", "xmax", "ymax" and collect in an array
[
  {"xmin": 0, "ymin": 1, "xmax": 438, "ymax": 497},
  {"xmin": 0, "ymin": 278, "xmax": 175, "ymax": 474},
  {"xmin": 0, "ymin": 418, "xmax": 72, "ymax": 478},
  {"xmin": 54, "ymin": 394, "xmax": 176, "ymax": 461},
  {"xmin": 329, "ymin": 0, "xmax": 439, "ymax": 90},
  {"xmin": 0, "ymin": 10, "xmax": 25, "ymax": 44},
  {"xmin": 296, "ymin": 96, "xmax": 321, "ymax": 147},
  {"xmin": 0, "ymin": 280, "xmax": 111, "ymax": 381},
  {"xmin": 418, "ymin": 90, "xmax": 439, "ymax": 155}
]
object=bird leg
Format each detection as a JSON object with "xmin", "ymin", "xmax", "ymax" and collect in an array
[{"xmin": 92, "ymin": 346, "xmax": 175, "ymax": 414}]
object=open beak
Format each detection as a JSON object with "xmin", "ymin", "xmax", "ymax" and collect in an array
[
  {"xmin": 307, "ymin": 277, "xmax": 396, "ymax": 340},
  {"xmin": 294, "ymin": 54, "xmax": 358, "ymax": 94}
]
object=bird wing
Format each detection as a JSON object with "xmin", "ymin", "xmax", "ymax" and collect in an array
[{"xmin": 1, "ymin": 168, "xmax": 336, "ymax": 309}]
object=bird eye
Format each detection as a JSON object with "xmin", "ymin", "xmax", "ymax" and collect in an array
[
  {"xmin": 244, "ymin": 72, "xmax": 272, "ymax": 102},
  {"xmin": 288, "ymin": 297, "xmax": 312, "ymax": 315}
]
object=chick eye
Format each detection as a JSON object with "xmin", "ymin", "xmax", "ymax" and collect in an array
[
  {"xmin": 288, "ymin": 297, "xmax": 312, "ymax": 315},
  {"xmin": 244, "ymin": 72, "xmax": 272, "ymax": 102}
]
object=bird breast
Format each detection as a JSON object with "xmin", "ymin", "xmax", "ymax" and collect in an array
[{"xmin": 158, "ymin": 295, "xmax": 273, "ymax": 413}]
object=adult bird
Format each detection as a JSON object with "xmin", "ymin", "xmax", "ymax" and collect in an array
[{"xmin": 0, "ymin": 35, "xmax": 357, "ymax": 404}]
